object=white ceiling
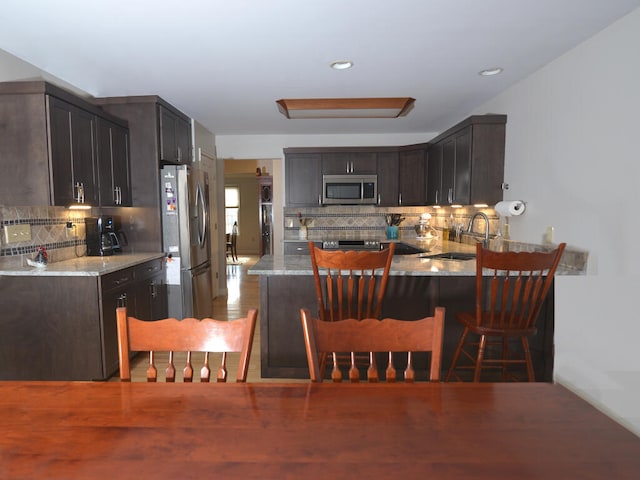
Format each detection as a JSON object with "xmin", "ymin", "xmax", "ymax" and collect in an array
[{"xmin": 1, "ymin": 0, "xmax": 638, "ymax": 136}]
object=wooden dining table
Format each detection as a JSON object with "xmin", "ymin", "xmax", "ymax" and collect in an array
[{"xmin": 1, "ymin": 381, "xmax": 639, "ymax": 479}]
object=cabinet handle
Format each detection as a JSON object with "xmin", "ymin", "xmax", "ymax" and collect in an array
[
  {"xmin": 435, "ymin": 189, "xmax": 439, "ymax": 205},
  {"xmin": 150, "ymin": 281, "xmax": 158, "ymax": 298},
  {"xmin": 398, "ymin": 193, "xmax": 402, "ymax": 205},
  {"xmin": 377, "ymin": 193, "xmax": 381, "ymax": 205},
  {"xmin": 448, "ymin": 188, "xmax": 453, "ymax": 204},
  {"xmin": 318, "ymin": 194, "xmax": 322, "ymax": 206},
  {"xmin": 117, "ymin": 293, "xmax": 127, "ymax": 307},
  {"xmin": 75, "ymin": 182, "xmax": 85, "ymax": 203},
  {"xmin": 177, "ymin": 146, "xmax": 182, "ymax": 162}
]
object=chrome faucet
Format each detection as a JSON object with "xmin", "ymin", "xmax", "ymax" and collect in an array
[{"xmin": 466, "ymin": 212, "xmax": 490, "ymax": 246}]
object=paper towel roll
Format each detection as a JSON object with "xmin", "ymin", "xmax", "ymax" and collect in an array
[{"xmin": 494, "ymin": 200, "xmax": 526, "ymax": 217}]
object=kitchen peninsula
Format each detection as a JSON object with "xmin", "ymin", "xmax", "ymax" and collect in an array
[{"xmin": 250, "ymin": 238, "xmax": 586, "ymax": 381}]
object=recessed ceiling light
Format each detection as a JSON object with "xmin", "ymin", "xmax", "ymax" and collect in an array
[
  {"xmin": 479, "ymin": 67, "xmax": 503, "ymax": 76},
  {"xmin": 330, "ymin": 60, "xmax": 353, "ymax": 70}
]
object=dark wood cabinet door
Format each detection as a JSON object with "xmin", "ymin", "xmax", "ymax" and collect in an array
[
  {"xmin": 97, "ymin": 118, "xmax": 131, "ymax": 206},
  {"xmin": 48, "ymin": 97, "xmax": 97, "ymax": 206},
  {"xmin": 467, "ymin": 123, "xmax": 506, "ymax": 205},
  {"xmin": 426, "ymin": 142, "xmax": 443, "ymax": 205},
  {"xmin": 100, "ymin": 267, "xmax": 136, "ymax": 379},
  {"xmin": 441, "ymin": 138, "xmax": 455, "ymax": 205},
  {"xmin": 133, "ymin": 274, "xmax": 167, "ymax": 322},
  {"xmin": 159, "ymin": 105, "xmax": 191, "ymax": 165},
  {"xmin": 71, "ymin": 106, "xmax": 98, "ymax": 205},
  {"xmin": 132, "ymin": 259, "xmax": 167, "ymax": 321},
  {"xmin": 175, "ymin": 115, "xmax": 192, "ymax": 164},
  {"xmin": 376, "ymin": 151, "xmax": 399, "ymax": 206},
  {"xmin": 101, "ymin": 284, "xmax": 132, "ymax": 379},
  {"xmin": 427, "ymin": 115, "xmax": 506, "ymax": 206},
  {"xmin": 285, "ymin": 153, "xmax": 322, "ymax": 206},
  {"xmin": 321, "ymin": 152, "xmax": 377, "ymax": 174},
  {"xmin": 453, "ymin": 127, "xmax": 472, "ymax": 205},
  {"xmin": 398, "ymin": 147, "xmax": 426, "ymax": 205},
  {"xmin": 110, "ymin": 121, "xmax": 131, "ymax": 206},
  {"xmin": 159, "ymin": 105, "xmax": 178, "ymax": 163},
  {"xmin": 48, "ymin": 97, "xmax": 74, "ymax": 205}
]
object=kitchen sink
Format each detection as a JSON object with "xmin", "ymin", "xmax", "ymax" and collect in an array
[
  {"xmin": 389, "ymin": 242, "xmax": 429, "ymax": 255},
  {"xmin": 418, "ymin": 252, "xmax": 476, "ymax": 261}
]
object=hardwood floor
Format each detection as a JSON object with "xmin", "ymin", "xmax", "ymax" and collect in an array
[{"xmin": 116, "ymin": 255, "xmax": 306, "ymax": 383}]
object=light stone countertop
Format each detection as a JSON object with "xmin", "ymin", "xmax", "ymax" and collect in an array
[
  {"xmin": 251, "ymin": 238, "xmax": 588, "ymax": 276},
  {"xmin": 251, "ymin": 239, "xmax": 478, "ymax": 277},
  {"xmin": 0, "ymin": 253, "xmax": 165, "ymax": 277}
]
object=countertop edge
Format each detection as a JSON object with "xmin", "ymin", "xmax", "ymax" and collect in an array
[{"xmin": 0, "ymin": 252, "xmax": 165, "ymax": 277}]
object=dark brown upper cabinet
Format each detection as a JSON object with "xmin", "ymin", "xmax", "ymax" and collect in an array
[
  {"xmin": 282, "ymin": 115, "xmax": 506, "ymax": 208},
  {"xmin": 48, "ymin": 96, "xmax": 99, "ymax": 207},
  {"xmin": 97, "ymin": 117, "xmax": 131, "ymax": 207},
  {"xmin": 427, "ymin": 115, "xmax": 506, "ymax": 206},
  {"xmin": 398, "ymin": 144, "xmax": 428, "ymax": 206},
  {"xmin": 159, "ymin": 104, "xmax": 192, "ymax": 165},
  {"xmin": 376, "ymin": 151, "xmax": 400, "ymax": 206},
  {"xmin": 321, "ymin": 151, "xmax": 377, "ymax": 175},
  {"xmin": 284, "ymin": 151, "xmax": 322, "ymax": 207},
  {"xmin": 0, "ymin": 81, "xmax": 129, "ymax": 208}
]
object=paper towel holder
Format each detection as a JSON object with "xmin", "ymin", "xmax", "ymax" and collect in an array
[{"xmin": 494, "ymin": 200, "xmax": 526, "ymax": 217}]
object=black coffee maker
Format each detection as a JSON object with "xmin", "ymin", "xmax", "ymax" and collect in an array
[{"xmin": 85, "ymin": 216, "xmax": 115, "ymax": 256}]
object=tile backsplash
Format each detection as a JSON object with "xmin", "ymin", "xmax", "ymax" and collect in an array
[
  {"xmin": 283, "ymin": 205, "xmax": 500, "ymax": 240},
  {"xmin": 0, "ymin": 206, "xmax": 89, "ymax": 269}
]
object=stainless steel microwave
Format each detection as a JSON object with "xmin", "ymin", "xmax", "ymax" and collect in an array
[{"xmin": 322, "ymin": 174, "xmax": 377, "ymax": 205}]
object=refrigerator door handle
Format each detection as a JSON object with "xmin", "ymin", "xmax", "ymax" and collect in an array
[{"xmin": 195, "ymin": 182, "xmax": 208, "ymax": 248}]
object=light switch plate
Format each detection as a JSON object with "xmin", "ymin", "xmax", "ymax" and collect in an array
[{"xmin": 3, "ymin": 224, "xmax": 32, "ymax": 244}]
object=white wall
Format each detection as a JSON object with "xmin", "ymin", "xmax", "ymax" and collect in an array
[{"xmin": 473, "ymin": 8, "xmax": 640, "ymax": 435}]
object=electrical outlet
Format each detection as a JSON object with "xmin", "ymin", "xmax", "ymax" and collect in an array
[
  {"xmin": 65, "ymin": 222, "xmax": 77, "ymax": 240},
  {"xmin": 3, "ymin": 224, "xmax": 32, "ymax": 244}
]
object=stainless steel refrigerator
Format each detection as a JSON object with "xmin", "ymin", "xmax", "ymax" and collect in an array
[{"xmin": 160, "ymin": 165, "xmax": 212, "ymax": 319}]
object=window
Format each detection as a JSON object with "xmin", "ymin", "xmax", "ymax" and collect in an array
[{"xmin": 225, "ymin": 186, "xmax": 239, "ymax": 234}]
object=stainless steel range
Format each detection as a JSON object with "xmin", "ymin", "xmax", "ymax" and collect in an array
[{"xmin": 321, "ymin": 239, "xmax": 381, "ymax": 251}]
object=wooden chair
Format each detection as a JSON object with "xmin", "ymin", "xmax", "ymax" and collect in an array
[
  {"xmin": 308, "ymin": 242, "xmax": 395, "ymax": 375},
  {"xmin": 226, "ymin": 233, "xmax": 232, "ymax": 258},
  {"xmin": 226, "ymin": 233, "xmax": 238, "ymax": 261},
  {"xmin": 309, "ymin": 241, "xmax": 395, "ymax": 322},
  {"xmin": 300, "ymin": 307, "xmax": 445, "ymax": 382},
  {"xmin": 116, "ymin": 307, "xmax": 257, "ymax": 382},
  {"xmin": 445, "ymin": 242, "xmax": 566, "ymax": 382}
]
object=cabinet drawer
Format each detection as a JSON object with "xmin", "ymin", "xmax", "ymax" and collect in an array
[
  {"xmin": 134, "ymin": 258, "xmax": 164, "ymax": 281},
  {"xmin": 101, "ymin": 268, "xmax": 134, "ymax": 291}
]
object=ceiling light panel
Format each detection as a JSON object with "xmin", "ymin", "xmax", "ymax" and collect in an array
[{"xmin": 276, "ymin": 97, "xmax": 415, "ymax": 119}]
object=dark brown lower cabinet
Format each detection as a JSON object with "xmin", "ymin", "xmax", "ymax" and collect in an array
[
  {"xmin": 0, "ymin": 258, "xmax": 166, "ymax": 381},
  {"xmin": 258, "ymin": 274, "xmax": 554, "ymax": 381}
]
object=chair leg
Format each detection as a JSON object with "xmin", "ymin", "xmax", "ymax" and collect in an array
[
  {"xmin": 522, "ymin": 336, "xmax": 535, "ymax": 382},
  {"xmin": 474, "ymin": 335, "xmax": 487, "ymax": 382},
  {"xmin": 445, "ymin": 327, "xmax": 469, "ymax": 382}
]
